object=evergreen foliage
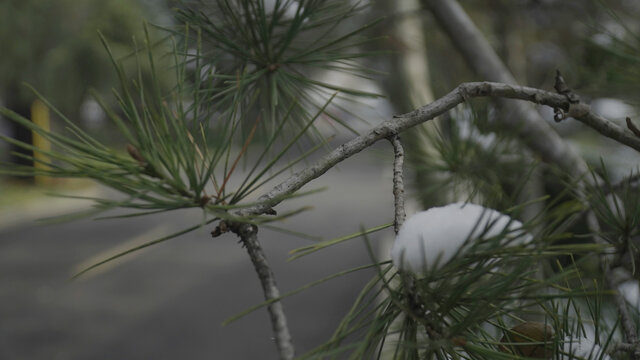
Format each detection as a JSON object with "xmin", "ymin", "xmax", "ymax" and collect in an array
[
  {"xmin": 1, "ymin": 1, "xmax": 640, "ymax": 359},
  {"xmin": 170, "ymin": 0, "xmax": 383, "ymax": 140}
]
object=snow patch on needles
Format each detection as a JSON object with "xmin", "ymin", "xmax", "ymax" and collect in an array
[{"xmin": 391, "ymin": 202, "xmax": 532, "ymax": 275}]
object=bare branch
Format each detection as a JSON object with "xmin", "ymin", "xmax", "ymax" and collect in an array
[
  {"xmin": 230, "ymin": 222, "xmax": 295, "ymax": 360},
  {"xmin": 237, "ymin": 81, "xmax": 639, "ymax": 218},
  {"xmin": 389, "ymin": 135, "xmax": 406, "ymax": 234}
]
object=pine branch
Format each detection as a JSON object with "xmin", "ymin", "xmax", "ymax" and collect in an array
[
  {"xmin": 237, "ymin": 81, "xmax": 640, "ymax": 218},
  {"xmin": 226, "ymin": 80, "xmax": 639, "ymax": 359}
]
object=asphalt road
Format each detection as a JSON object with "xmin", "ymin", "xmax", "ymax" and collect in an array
[{"xmin": 0, "ymin": 146, "xmax": 396, "ymax": 359}]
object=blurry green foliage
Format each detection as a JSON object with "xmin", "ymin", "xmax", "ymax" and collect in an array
[{"xmin": 0, "ymin": 0, "xmax": 169, "ymax": 119}]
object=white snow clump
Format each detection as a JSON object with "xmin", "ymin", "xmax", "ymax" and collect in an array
[{"xmin": 391, "ymin": 202, "xmax": 532, "ymax": 275}]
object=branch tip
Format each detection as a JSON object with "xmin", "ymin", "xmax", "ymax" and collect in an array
[
  {"xmin": 626, "ymin": 117, "xmax": 640, "ymax": 138},
  {"xmin": 211, "ymin": 220, "xmax": 229, "ymax": 237},
  {"xmin": 554, "ymin": 69, "xmax": 571, "ymax": 95}
]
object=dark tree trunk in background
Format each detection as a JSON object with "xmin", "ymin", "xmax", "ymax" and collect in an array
[{"xmin": 4, "ymin": 87, "xmax": 34, "ymax": 183}]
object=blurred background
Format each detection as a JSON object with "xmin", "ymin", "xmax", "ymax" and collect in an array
[{"xmin": 1, "ymin": 0, "xmax": 639, "ymax": 358}]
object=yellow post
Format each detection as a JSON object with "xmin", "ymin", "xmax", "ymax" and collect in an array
[{"xmin": 31, "ymin": 99, "xmax": 51, "ymax": 186}]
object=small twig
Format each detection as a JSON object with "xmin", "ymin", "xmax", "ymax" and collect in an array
[
  {"xmin": 627, "ymin": 117, "xmax": 640, "ymax": 138},
  {"xmin": 229, "ymin": 222, "xmax": 295, "ymax": 360},
  {"xmin": 553, "ymin": 70, "xmax": 579, "ymax": 122},
  {"xmin": 389, "ymin": 135, "xmax": 406, "ymax": 234},
  {"xmin": 554, "ymin": 70, "xmax": 580, "ymax": 104}
]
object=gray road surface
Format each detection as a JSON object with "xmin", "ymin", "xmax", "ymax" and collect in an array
[{"xmin": 0, "ymin": 148, "xmax": 396, "ymax": 359}]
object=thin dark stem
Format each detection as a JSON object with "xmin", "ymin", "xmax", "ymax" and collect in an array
[
  {"xmin": 389, "ymin": 135, "xmax": 406, "ymax": 234},
  {"xmin": 232, "ymin": 223, "xmax": 295, "ymax": 360}
]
